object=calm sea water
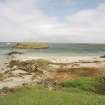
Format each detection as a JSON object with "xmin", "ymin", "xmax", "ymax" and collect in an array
[{"xmin": 0, "ymin": 42, "xmax": 105, "ymax": 57}]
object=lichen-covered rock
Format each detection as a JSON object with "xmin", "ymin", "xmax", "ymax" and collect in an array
[
  {"xmin": 8, "ymin": 59, "xmax": 51, "ymax": 73},
  {"xmin": 12, "ymin": 42, "xmax": 48, "ymax": 49}
]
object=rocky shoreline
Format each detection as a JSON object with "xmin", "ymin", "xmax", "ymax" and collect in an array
[{"xmin": 0, "ymin": 52, "xmax": 105, "ymax": 95}]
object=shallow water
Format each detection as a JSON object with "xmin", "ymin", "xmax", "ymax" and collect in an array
[{"xmin": 0, "ymin": 42, "xmax": 105, "ymax": 57}]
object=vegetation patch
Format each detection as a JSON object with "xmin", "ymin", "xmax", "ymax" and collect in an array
[
  {"xmin": 0, "ymin": 86, "xmax": 105, "ymax": 105},
  {"xmin": 93, "ymin": 74, "xmax": 105, "ymax": 95},
  {"xmin": 63, "ymin": 77, "xmax": 95, "ymax": 91}
]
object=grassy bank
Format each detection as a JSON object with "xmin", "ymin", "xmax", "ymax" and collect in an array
[
  {"xmin": 0, "ymin": 80, "xmax": 105, "ymax": 105},
  {"xmin": 0, "ymin": 58, "xmax": 105, "ymax": 105}
]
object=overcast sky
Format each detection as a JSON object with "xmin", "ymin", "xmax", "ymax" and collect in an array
[{"xmin": 0, "ymin": 0, "xmax": 105, "ymax": 43}]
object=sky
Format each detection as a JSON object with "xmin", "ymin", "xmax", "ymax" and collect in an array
[{"xmin": 0, "ymin": 0, "xmax": 105, "ymax": 43}]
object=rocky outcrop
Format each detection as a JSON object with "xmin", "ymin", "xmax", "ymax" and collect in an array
[
  {"xmin": 0, "ymin": 58, "xmax": 102, "ymax": 91},
  {"xmin": 12, "ymin": 42, "xmax": 48, "ymax": 49},
  {"xmin": 100, "ymin": 55, "xmax": 105, "ymax": 58},
  {"xmin": 8, "ymin": 59, "xmax": 51, "ymax": 73},
  {"xmin": 7, "ymin": 51, "xmax": 23, "ymax": 56}
]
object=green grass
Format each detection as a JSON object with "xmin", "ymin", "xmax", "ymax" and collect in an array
[
  {"xmin": 63, "ymin": 77, "xmax": 95, "ymax": 91},
  {"xmin": 0, "ymin": 86, "xmax": 105, "ymax": 105},
  {"xmin": 0, "ymin": 77, "xmax": 105, "ymax": 105}
]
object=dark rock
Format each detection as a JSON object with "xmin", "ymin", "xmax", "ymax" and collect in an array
[
  {"xmin": 0, "ymin": 87, "xmax": 9, "ymax": 94},
  {"xmin": 100, "ymin": 55, "xmax": 105, "ymax": 58},
  {"xmin": 7, "ymin": 51, "xmax": 23, "ymax": 56}
]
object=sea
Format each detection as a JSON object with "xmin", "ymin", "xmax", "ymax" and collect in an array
[
  {"xmin": 0, "ymin": 42, "xmax": 105, "ymax": 58},
  {"xmin": 0, "ymin": 42, "xmax": 105, "ymax": 70}
]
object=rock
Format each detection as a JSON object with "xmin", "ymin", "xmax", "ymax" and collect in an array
[
  {"xmin": 11, "ymin": 66, "xmax": 18, "ymax": 70},
  {"xmin": 0, "ymin": 73, "xmax": 4, "ymax": 81},
  {"xmin": 8, "ymin": 60, "xmax": 20, "ymax": 68},
  {"xmin": 100, "ymin": 55, "xmax": 105, "ymax": 58},
  {"xmin": 0, "ymin": 87, "xmax": 16, "ymax": 94},
  {"xmin": 7, "ymin": 51, "xmax": 23, "ymax": 56},
  {"xmin": 0, "ymin": 87, "xmax": 9, "ymax": 94},
  {"xmin": 31, "ymin": 71, "xmax": 44, "ymax": 81},
  {"xmin": 41, "ymin": 78, "xmax": 57, "ymax": 89},
  {"xmin": 8, "ymin": 59, "xmax": 50, "ymax": 73},
  {"xmin": 4, "ymin": 68, "xmax": 11, "ymax": 74},
  {"xmin": 12, "ymin": 42, "xmax": 48, "ymax": 49},
  {"xmin": 11, "ymin": 69, "xmax": 28, "ymax": 76}
]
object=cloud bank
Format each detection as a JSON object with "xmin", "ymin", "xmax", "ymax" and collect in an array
[{"xmin": 0, "ymin": 0, "xmax": 105, "ymax": 43}]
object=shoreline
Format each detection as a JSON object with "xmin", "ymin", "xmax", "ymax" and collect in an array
[
  {"xmin": 0, "ymin": 54, "xmax": 105, "ymax": 90},
  {"xmin": 14, "ymin": 54, "xmax": 103, "ymax": 63}
]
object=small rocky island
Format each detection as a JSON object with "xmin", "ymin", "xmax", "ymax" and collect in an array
[{"xmin": 12, "ymin": 42, "xmax": 48, "ymax": 49}]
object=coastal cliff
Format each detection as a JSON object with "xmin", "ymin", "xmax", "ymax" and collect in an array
[{"xmin": 12, "ymin": 42, "xmax": 48, "ymax": 49}]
